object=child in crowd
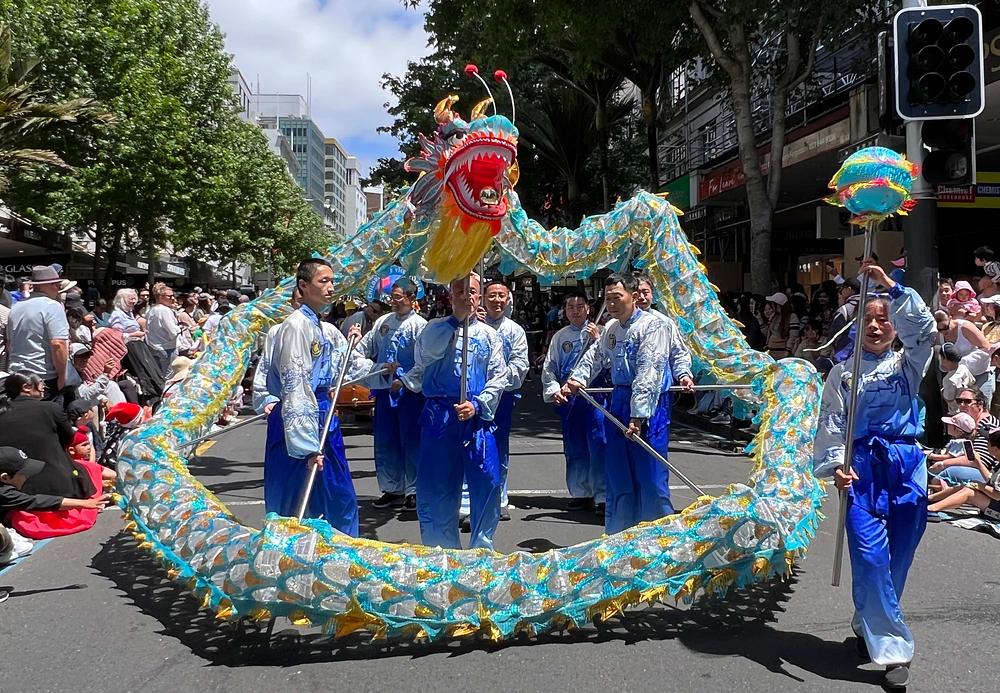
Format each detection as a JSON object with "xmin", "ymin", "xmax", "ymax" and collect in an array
[
  {"xmin": 946, "ymin": 280, "xmax": 981, "ymax": 320},
  {"xmin": 794, "ymin": 319, "xmax": 824, "ymax": 364},
  {"xmin": 66, "ymin": 429, "xmax": 115, "ymax": 486},
  {"xmin": 975, "ymin": 246, "xmax": 1000, "ymax": 290}
]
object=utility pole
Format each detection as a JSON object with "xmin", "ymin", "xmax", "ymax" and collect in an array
[{"xmin": 901, "ymin": 0, "xmax": 937, "ymax": 303}]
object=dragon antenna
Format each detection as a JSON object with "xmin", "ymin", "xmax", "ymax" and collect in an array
[
  {"xmin": 494, "ymin": 69, "xmax": 515, "ymax": 124},
  {"xmin": 464, "ymin": 64, "xmax": 497, "ymax": 116}
]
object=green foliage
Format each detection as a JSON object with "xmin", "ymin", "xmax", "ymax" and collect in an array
[
  {"xmin": 0, "ymin": 0, "xmax": 324, "ymax": 287},
  {"xmin": 0, "ymin": 23, "xmax": 112, "ymax": 192},
  {"xmin": 374, "ymin": 0, "xmax": 675, "ymax": 218}
]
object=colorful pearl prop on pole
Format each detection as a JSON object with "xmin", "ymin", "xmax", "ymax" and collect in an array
[
  {"xmin": 826, "ymin": 146, "xmax": 919, "ymax": 587},
  {"xmin": 826, "ymin": 146, "xmax": 919, "ymax": 224}
]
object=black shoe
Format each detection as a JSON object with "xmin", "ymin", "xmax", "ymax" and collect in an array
[
  {"xmin": 594, "ymin": 502, "xmax": 606, "ymax": 516},
  {"xmin": 500, "ymin": 506, "xmax": 511, "ymax": 521},
  {"xmin": 459, "ymin": 516, "xmax": 471, "ymax": 533},
  {"xmin": 403, "ymin": 494, "xmax": 416, "ymax": 510},
  {"xmin": 854, "ymin": 636, "xmax": 870, "ymax": 661},
  {"xmin": 883, "ymin": 664, "xmax": 909, "ymax": 689},
  {"xmin": 567, "ymin": 497, "xmax": 592, "ymax": 510},
  {"xmin": 372, "ymin": 492, "xmax": 405, "ymax": 509}
]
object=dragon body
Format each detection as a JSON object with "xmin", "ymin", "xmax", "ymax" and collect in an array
[{"xmin": 114, "ymin": 98, "xmax": 823, "ymax": 641}]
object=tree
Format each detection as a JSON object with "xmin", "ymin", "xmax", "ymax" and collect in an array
[
  {"xmin": 1, "ymin": 0, "xmax": 324, "ymax": 290},
  {"xmin": 0, "ymin": 24, "xmax": 111, "ymax": 192},
  {"xmin": 688, "ymin": 0, "xmax": 873, "ymax": 293}
]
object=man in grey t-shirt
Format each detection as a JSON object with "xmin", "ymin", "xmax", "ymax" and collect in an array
[{"xmin": 5, "ymin": 266, "xmax": 70, "ymax": 403}]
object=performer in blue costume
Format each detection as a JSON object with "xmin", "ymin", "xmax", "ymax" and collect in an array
[
  {"xmin": 814, "ymin": 260, "xmax": 936, "ymax": 690},
  {"xmin": 479, "ymin": 279, "xmax": 528, "ymax": 519},
  {"xmin": 543, "ymin": 291, "xmax": 607, "ymax": 513},
  {"xmin": 401, "ymin": 273, "xmax": 507, "ymax": 549},
  {"xmin": 263, "ymin": 259, "xmax": 375, "ymax": 536},
  {"xmin": 355, "ymin": 278, "xmax": 427, "ymax": 510},
  {"xmin": 564, "ymin": 273, "xmax": 694, "ymax": 534}
]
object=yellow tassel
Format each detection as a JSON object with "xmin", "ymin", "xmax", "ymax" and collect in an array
[
  {"xmin": 248, "ymin": 608, "xmax": 271, "ymax": 622},
  {"xmin": 166, "ymin": 568, "xmax": 180, "ymax": 580},
  {"xmin": 137, "ymin": 541, "xmax": 153, "ymax": 550},
  {"xmin": 289, "ymin": 611, "xmax": 312, "ymax": 626},
  {"xmin": 215, "ymin": 604, "xmax": 235, "ymax": 620}
]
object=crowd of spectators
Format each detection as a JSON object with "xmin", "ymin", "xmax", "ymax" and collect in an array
[{"xmin": 0, "ymin": 264, "xmax": 256, "ymax": 571}]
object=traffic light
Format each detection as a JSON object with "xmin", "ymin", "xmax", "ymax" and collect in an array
[
  {"xmin": 893, "ymin": 4, "xmax": 984, "ymax": 120},
  {"xmin": 921, "ymin": 118, "xmax": 975, "ymax": 186}
]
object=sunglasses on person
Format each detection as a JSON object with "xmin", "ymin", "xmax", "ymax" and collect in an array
[{"xmin": 955, "ymin": 397, "xmax": 977, "ymax": 405}]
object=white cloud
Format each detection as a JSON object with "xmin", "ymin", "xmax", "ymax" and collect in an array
[{"xmin": 203, "ymin": 0, "xmax": 431, "ymax": 174}]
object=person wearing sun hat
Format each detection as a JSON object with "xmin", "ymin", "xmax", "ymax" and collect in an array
[
  {"xmin": 945, "ymin": 280, "xmax": 981, "ymax": 320},
  {"xmin": 5, "ymin": 266, "xmax": 71, "ymax": 403}
]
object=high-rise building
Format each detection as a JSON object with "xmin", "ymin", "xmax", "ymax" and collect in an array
[
  {"xmin": 324, "ymin": 138, "xmax": 349, "ymax": 237},
  {"xmin": 256, "ymin": 93, "xmax": 331, "ymax": 226},
  {"xmin": 344, "ymin": 156, "xmax": 368, "ymax": 235}
]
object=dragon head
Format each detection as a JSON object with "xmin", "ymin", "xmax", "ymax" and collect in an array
[
  {"xmin": 442, "ymin": 113, "xmax": 518, "ymax": 226},
  {"xmin": 404, "ymin": 78, "xmax": 519, "ymax": 283}
]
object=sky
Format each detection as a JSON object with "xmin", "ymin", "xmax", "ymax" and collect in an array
[{"xmin": 203, "ymin": 0, "xmax": 431, "ymax": 175}]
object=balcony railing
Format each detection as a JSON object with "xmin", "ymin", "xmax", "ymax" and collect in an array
[{"xmin": 658, "ymin": 9, "xmax": 889, "ymax": 184}]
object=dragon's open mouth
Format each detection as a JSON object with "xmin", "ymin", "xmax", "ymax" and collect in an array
[{"xmin": 443, "ymin": 135, "xmax": 517, "ymax": 222}]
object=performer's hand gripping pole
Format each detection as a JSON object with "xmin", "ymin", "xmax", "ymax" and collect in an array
[
  {"xmin": 576, "ymin": 388, "xmax": 706, "ymax": 497},
  {"xmin": 831, "ymin": 224, "xmax": 876, "ymax": 587},
  {"xmin": 296, "ymin": 332, "xmax": 361, "ymax": 522}
]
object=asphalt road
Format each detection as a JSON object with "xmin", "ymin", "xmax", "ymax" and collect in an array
[{"xmin": 2, "ymin": 382, "xmax": 998, "ymax": 692}]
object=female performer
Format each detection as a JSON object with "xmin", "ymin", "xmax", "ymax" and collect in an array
[{"xmin": 813, "ymin": 261, "xmax": 936, "ymax": 689}]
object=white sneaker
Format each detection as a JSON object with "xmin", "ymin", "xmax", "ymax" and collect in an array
[
  {"xmin": 710, "ymin": 413, "xmax": 731, "ymax": 425},
  {"xmin": 7, "ymin": 528, "xmax": 33, "ymax": 558}
]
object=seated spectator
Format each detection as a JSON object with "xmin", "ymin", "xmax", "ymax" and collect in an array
[
  {"xmin": 66, "ymin": 398, "xmax": 104, "ymax": 462},
  {"xmin": 69, "ymin": 343, "xmax": 128, "ymax": 406},
  {"xmin": 929, "ymin": 429, "xmax": 1000, "ymax": 519},
  {"xmin": 65, "ymin": 427, "xmax": 113, "ymax": 485},
  {"xmin": 940, "ymin": 342, "xmax": 993, "ymax": 412},
  {"xmin": 946, "ymin": 280, "xmax": 981, "ymax": 320},
  {"xmin": 0, "ymin": 372, "xmax": 95, "ymax": 500},
  {"xmin": 928, "ymin": 412, "xmax": 987, "ymax": 484},
  {"xmin": 0, "ymin": 447, "xmax": 109, "ymax": 540}
]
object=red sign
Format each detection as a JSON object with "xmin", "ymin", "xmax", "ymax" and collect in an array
[
  {"xmin": 698, "ymin": 163, "xmax": 746, "ymax": 200},
  {"xmin": 936, "ymin": 184, "xmax": 975, "ymax": 203}
]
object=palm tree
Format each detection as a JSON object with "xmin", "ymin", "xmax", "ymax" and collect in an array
[{"xmin": 0, "ymin": 24, "xmax": 112, "ymax": 193}]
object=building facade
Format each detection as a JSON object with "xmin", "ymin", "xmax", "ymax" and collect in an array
[
  {"xmin": 656, "ymin": 2, "xmax": 1000, "ymax": 295},
  {"xmin": 324, "ymin": 138, "xmax": 349, "ymax": 237},
  {"xmin": 344, "ymin": 156, "xmax": 368, "ymax": 236}
]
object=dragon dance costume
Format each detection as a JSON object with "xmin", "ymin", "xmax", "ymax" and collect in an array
[
  {"xmin": 814, "ymin": 283, "xmax": 936, "ymax": 666},
  {"xmin": 572, "ymin": 307, "xmax": 692, "ymax": 534},
  {"xmin": 263, "ymin": 305, "xmax": 374, "ymax": 536},
  {"xmin": 542, "ymin": 321, "xmax": 607, "ymax": 503},
  {"xmin": 355, "ymin": 308, "xmax": 427, "ymax": 498},
  {"xmin": 402, "ymin": 316, "xmax": 507, "ymax": 549}
]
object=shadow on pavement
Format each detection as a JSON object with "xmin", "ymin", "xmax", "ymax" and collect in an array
[{"xmin": 91, "ymin": 531, "xmax": 879, "ymax": 686}]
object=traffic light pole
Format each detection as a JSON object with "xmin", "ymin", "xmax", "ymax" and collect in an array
[
  {"xmin": 901, "ymin": 0, "xmax": 938, "ymax": 304},
  {"xmin": 903, "ymin": 119, "xmax": 938, "ymax": 303}
]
